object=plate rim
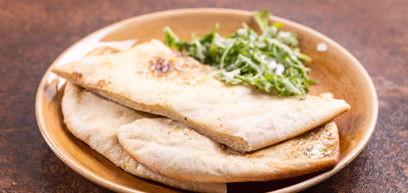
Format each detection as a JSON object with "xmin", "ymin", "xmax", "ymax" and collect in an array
[{"xmin": 35, "ymin": 8, "xmax": 378, "ymax": 193}]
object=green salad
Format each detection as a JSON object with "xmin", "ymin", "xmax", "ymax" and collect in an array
[{"xmin": 164, "ymin": 10, "xmax": 314, "ymax": 98}]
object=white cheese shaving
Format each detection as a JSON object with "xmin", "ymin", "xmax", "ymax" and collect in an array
[
  {"xmin": 317, "ymin": 42, "xmax": 328, "ymax": 52},
  {"xmin": 223, "ymin": 69, "xmax": 240, "ymax": 81},
  {"xmin": 275, "ymin": 64, "xmax": 285, "ymax": 76},
  {"xmin": 278, "ymin": 31, "xmax": 291, "ymax": 38}
]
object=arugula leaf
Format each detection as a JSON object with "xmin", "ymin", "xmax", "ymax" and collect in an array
[
  {"xmin": 254, "ymin": 10, "xmax": 270, "ymax": 31},
  {"xmin": 164, "ymin": 10, "xmax": 314, "ymax": 99},
  {"xmin": 163, "ymin": 27, "xmax": 184, "ymax": 50}
]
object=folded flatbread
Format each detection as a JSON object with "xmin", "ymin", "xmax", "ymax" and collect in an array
[
  {"xmin": 117, "ymin": 118, "xmax": 339, "ymax": 183},
  {"xmin": 52, "ymin": 39, "xmax": 350, "ymax": 152},
  {"xmin": 62, "ymin": 83, "xmax": 226, "ymax": 193},
  {"xmin": 61, "ymin": 46, "xmax": 227, "ymax": 193}
]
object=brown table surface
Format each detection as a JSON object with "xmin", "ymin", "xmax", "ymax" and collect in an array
[{"xmin": 1, "ymin": 0, "xmax": 407, "ymax": 192}]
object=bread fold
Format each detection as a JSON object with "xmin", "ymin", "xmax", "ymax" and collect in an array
[{"xmin": 117, "ymin": 118, "xmax": 340, "ymax": 183}]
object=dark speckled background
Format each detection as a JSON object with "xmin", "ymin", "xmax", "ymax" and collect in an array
[{"xmin": 0, "ymin": 0, "xmax": 407, "ymax": 192}]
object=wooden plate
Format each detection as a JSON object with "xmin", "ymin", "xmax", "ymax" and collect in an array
[{"xmin": 35, "ymin": 8, "xmax": 378, "ymax": 193}]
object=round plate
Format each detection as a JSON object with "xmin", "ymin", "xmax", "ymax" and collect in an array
[{"xmin": 35, "ymin": 8, "xmax": 378, "ymax": 193}]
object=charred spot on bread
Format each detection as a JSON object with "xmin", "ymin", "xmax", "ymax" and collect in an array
[
  {"xmin": 97, "ymin": 79, "xmax": 111, "ymax": 87},
  {"xmin": 72, "ymin": 71, "xmax": 83, "ymax": 79},
  {"xmin": 150, "ymin": 57, "xmax": 174, "ymax": 75}
]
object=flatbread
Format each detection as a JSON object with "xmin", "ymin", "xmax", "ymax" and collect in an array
[
  {"xmin": 52, "ymin": 39, "xmax": 350, "ymax": 152},
  {"xmin": 62, "ymin": 83, "xmax": 226, "ymax": 193},
  {"xmin": 117, "ymin": 118, "xmax": 339, "ymax": 183}
]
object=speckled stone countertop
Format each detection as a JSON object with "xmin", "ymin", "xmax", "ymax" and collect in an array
[{"xmin": 0, "ymin": 0, "xmax": 407, "ymax": 192}]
